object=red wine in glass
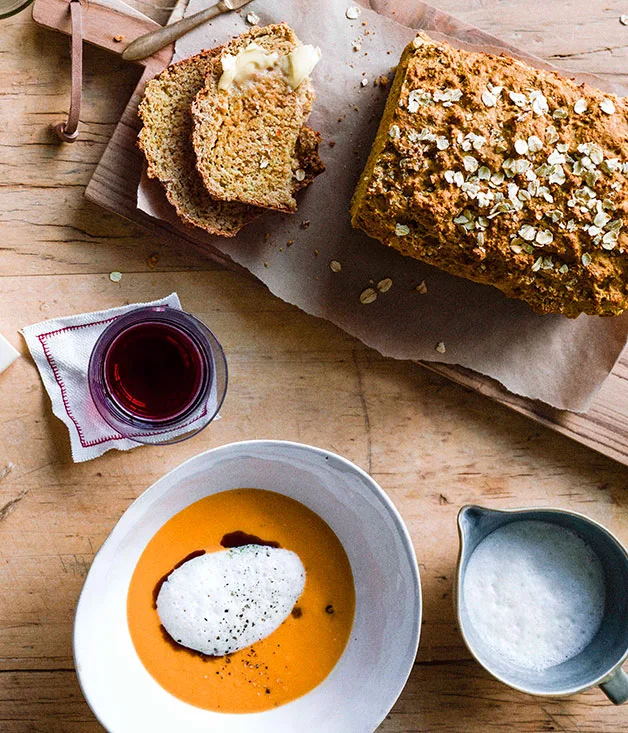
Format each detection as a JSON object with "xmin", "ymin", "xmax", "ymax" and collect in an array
[{"xmin": 103, "ymin": 321, "xmax": 206, "ymax": 422}]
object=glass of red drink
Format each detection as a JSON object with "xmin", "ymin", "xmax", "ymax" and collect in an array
[{"xmin": 88, "ymin": 306, "xmax": 227, "ymax": 444}]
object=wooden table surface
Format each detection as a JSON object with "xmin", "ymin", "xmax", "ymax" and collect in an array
[{"xmin": 1, "ymin": 1, "xmax": 628, "ymax": 730}]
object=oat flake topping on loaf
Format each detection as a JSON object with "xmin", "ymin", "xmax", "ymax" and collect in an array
[{"xmin": 351, "ymin": 33, "xmax": 628, "ymax": 317}]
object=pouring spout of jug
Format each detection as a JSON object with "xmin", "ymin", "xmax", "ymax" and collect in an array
[{"xmin": 457, "ymin": 505, "xmax": 505, "ymax": 562}]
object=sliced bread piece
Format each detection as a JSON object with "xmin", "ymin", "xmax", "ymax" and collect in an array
[
  {"xmin": 191, "ymin": 24, "xmax": 318, "ymax": 214},
  {"xmin": 138, "ymin": 47, "xmax": 323, "ymax": 237}
]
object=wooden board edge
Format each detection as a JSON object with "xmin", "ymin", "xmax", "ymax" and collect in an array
[
  {"xmin": 421, "ymin": 362, "xmax": 628, "ymax": 466},
  {"xmin": 32, "ymin": 0, "xmax": 172, "ymax": 66}
]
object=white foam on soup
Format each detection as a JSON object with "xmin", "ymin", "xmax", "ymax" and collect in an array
[
  {"xmin": 462, "ymin": 520, "xmax": 605, "ymax": 670},
  {"xmin": 157, "ymin": 545, "xmax": 305, "ymax": 656}
]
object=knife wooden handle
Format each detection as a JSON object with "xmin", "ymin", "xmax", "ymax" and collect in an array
[{"xmin": 122, "ymin": 0, "xmax": 227, "ymax": 61}]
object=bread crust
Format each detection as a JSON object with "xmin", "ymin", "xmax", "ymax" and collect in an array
[{"xmin": 351, "ymin": 33, "xmax": 628, "ymax": 317}]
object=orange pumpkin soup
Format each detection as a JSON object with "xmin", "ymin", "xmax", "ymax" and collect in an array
[{"xmin": 127, "ymin": 488, "xmax": 355, "ymax": 713}]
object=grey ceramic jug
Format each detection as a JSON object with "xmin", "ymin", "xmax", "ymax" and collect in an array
[{"xmin": 455, "ymin": 505, "xmax": 628, "ymax": 704}]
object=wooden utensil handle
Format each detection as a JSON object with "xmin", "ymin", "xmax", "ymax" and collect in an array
[{"xmin": 121, "ymin": 0, "xmax": 226, "ymax": 61}]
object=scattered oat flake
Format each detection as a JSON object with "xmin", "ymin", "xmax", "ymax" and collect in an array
[
  {"xmin": 581, "ymin": 252, "xmax": 592, "ymax": 266},
  {"xmin": 146, "ymin": 254, "xmax": 159, "ymax": 269},
  {"xmin": 435, "ymin": 341, "xmax": 446, "ymax": 354},
  {"xmin": 395, "ymin": 223, "xmax": 410, "ymax": 236},
  {"xmin": 246, "ymin": 11, "xmax": 260, "ymax": 24},
  {"xmin": 330, "ymin": 260, "xmax": 342, "ymax": 273},
  {"xmin": 360, "ymin": 78, "xmax": 368, "ymax": 87},
  {"xmin": 415, "ymin": 280, "xmax": 428, "ymax": 294},
  {"xmin": 620, "ymin": 14, "xmax": 628, "ymax": 25},
  {"xmin": 260, "ymin": 158, "xmax": 269, "ymax": 169},
  {"xmin": 346, "ymin": 5, "xmax": 361, "ymax": 19},
  {"xmin": 574, "ymin": 98, "xmax": 588, "ymax": 114},
  {"xmin": 600, "ymin": 99, "xmax": 616, "ymax": 115},
  {"xmin": 109, "ymin": 271, "xmax": 122, "ymax": 283},
  {"xmin": 0, "ymin": 462, "xmax": 15, "ymax": 481},
  {"xmin": 360, "ymin": 287, "xmax": 377, "ymax": 304},
  {"xmin": 377, "ymin": 278, "xmax": 392, "ymax": 293},
  {"xmin": 295, "ymin": 168, "xmax": 306, "ymax": 182}
]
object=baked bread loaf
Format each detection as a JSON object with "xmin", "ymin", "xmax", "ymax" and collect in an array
[
  {"xmin": 351, "ymin": 33, "xmax": 628, "ymax": 317},
  {"xmin": 138, "ymin": 47, "xmax": 323, "ymax": 237},
  {"xmin": 192, "ymin": 24, "xmax": 318, "ymax": 213}
]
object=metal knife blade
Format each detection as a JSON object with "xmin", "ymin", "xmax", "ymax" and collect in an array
[{"xmin": 88, "ymin": 0, "xmax": 152, "ymax": 22}]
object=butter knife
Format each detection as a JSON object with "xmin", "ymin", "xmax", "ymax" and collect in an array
[{"xmin": 121, "ymin": 0, "xmax": 254, "ymax": 62}]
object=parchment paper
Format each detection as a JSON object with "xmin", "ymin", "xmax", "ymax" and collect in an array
[{"xmin": 137, "ymin": 0, "xmax": 628, "ymax": 412}]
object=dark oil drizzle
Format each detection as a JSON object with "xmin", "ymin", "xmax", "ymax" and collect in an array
[{"xmin": 220, "ymin": 531, "xmax": 280, "ymax": 549}]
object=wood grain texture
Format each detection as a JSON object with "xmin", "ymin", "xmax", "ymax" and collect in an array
[
  {"xmin": 2, "ymin": 664, "xmax": 628, "ymax": 732},
  {"xmin": 83, "ymin": 0, "xmax": 628, "ymax": 466},
  {"xmin": 1, "ymin": 1, "xmax": 628, "ymax": 731}
]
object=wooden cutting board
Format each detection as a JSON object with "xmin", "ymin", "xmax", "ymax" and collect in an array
[{"xmin": 32, "ymin": 0, "xmax": 628, "ymax": 467}]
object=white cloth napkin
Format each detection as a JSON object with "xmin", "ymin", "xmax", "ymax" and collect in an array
[
  {"xmin": 0, "ymin": 332, "xmax": 19, "ymax": 374},
  {"xmin": 20, "ymin": 293, "xmax": 208, "ymax": 462}
]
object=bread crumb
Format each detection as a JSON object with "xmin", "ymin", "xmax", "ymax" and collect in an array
[
  {"xmin": 415, "ymin": 281, "xmax": 428, "ymax": 295},
  {"xmin": 113, "ymin": 34, "xmax": 124, "ymax": 43},
  {"xmin": 377, "ymin": 278, "xmax": 392, "ymax": 293},
  {"xmin": 435, "ymin": 342, "xmax": 446, "ymax": 354},
  {"xmin": 330, "ymin": 260, "xmax": 342, "ymax": 272}
]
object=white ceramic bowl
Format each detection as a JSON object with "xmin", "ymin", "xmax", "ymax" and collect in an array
[{"xmin": 74, "ymin": 440, "xmax": 421, "ymax": 733}]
